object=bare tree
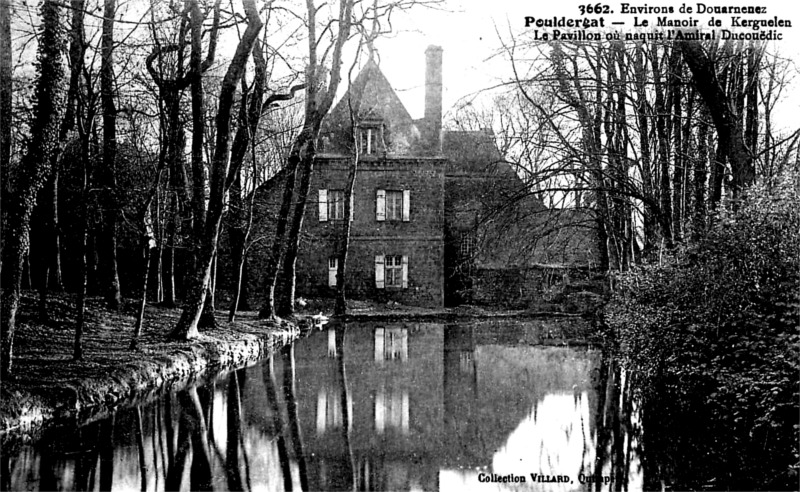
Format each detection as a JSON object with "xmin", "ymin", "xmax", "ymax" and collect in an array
[
  {"xmin": 260, "ymin": 0, "xmax": 355, "ymax": 319},
  {"xmin": 170, "ymin": 0, "xmax": 263, "ymax": 339},
  {"xmin": 0, "ymin": 0, "xmax": 10, "ymax": 178},
  {"xmin": 97, "ymin": 0, "xmax": 122, "ymax": 310},
  {"xmin": 188, "ymin": 0, "xmax": 220, "ymax": 328},
  {"xmin": 1, "ymin": 0, "xmax": 66, "ymax": 376},
  {"xmin": 678, "ymin": 39, "xmax": 756, "ymax": 200}
]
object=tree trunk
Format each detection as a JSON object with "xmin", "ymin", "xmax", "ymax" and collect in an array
[
  {"xmin": 278, "ymin": 150, "xmax": 316, "ymax": 317},
  {"xmin": 36, "ymin": 0, "xmax": 85, "ymax": 316},
  {"xmin": 98, "ymin": 0, "xmax": 122, "ymax": 310},
  {"xmin": 0, "ymin": 0, "xmax": 66, "ymax": 377},
  {"xmin": 680, "ymin": 85, "xmax": 695, "ymax": 241},
  {"xmin": 670, "ymin": 50, "xmax": 684, "ymax": 243},
  {"xmin": 130, "ymin": 236, "xmax": 153, "ymax": 350},
  {"xmin": 679, "ymin": 40, "xmax": 755, "ymax": 199},
  {"xmin": 170, "ymin": 0, "xmax": 262, "ymax": 340},
  {"xmin": 273, "ymin": 0, "xmax": 355, "ymax": 316},
  {"xmin": 147, "ymin": 25, "xmax": 191, "ymax": 306},
  {"xmin": 259, "ymin": 148, "xmax": 302, "ymax": 320},
  {"xmin": 49, "ymin": 170, "xmax": 63, "ymax": 291},
  {"xmin": 228, "ymin": 186, "xmax": 248, "ymax": 321},
  {"xmin": 693, "ymin": 105, "xmax": 711, "ymax": 239},
  {"xmin": 745, "ymin": 42, "xmax": 760, "ymax": 168},
  {"xmin": 633, "ymin": 43, "xmax": 656, "ymax": 257},
  {"xmin": 0, "ymin": 0, "xmax": 10, "ymax": 174},
  {"xmin": 652, "ymin": 45, "xmax": 674, "ymax": 248},
  {"xmin": 162, "ymin": 194, "xmax": 178, "ymax": 306},
  {"xmin": 74, "ymin": 170, "xmax": 89, "ymax": 361},
  {"xmin": 227, "ymin": 40, "xmax": 267, "ymax": 322},
  {"xmin": 187, "ymin": 0, "xmax": 221, "ymax": 329},
  {"xmin": 335, "ymin": 131, "xmax": 359, "ymax": 315}
]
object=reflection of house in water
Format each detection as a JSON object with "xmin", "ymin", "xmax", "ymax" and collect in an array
[
  {"xmin": 286, "ymin": 321, "xmax": 602, "ymax": 491},
  {"xmin": 8, "ymin": 321, "xmax": 639, "ymax": 492}
]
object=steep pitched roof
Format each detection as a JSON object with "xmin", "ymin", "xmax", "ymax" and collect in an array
[
  {"xmin": 327, "ymin": 57, "xmax": 414, "ymax": 125},
  {"xmin": 321, "ymin": 58, "xmax": 422, "ymax": 155}
]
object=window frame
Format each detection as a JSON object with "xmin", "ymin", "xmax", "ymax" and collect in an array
[
  {"xmin": 375, "ymin": 254, "xmax": 407, "ymax": 289},
  {"xmin": 327, "ymin": 189, "xmax": 345, "ymax": 220},
  {"xmin": 385, "ymin": 255, "xmax": 403, "ymax": 288},
  {"xmin": 359, "ymin": 125, "xmax": 383, "ymax": 155},
  {"xmin": 385, "ymin": 190, "xmax": 403, "ymax": 222}
]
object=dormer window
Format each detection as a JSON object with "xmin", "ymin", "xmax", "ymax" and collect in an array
[{"xmin": 359, "ymin": 122, "xmax": 383, "ymax": 155}]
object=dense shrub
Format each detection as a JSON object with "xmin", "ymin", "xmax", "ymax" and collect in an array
[{"xmin": 605, "ymin": 173, "xmax": 800, "ymax": 490}]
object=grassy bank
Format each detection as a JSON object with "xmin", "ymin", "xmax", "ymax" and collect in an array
[{"xmin": 0, "ymin": 293, "xmax": 298, "ymax": 438}]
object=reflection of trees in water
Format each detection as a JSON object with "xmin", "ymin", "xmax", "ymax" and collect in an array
[
  {"xmin": 264, "ymin": 354, "xmax": 294, "ymax": 491},
  {"xmin": 165, "ymin": 387, "xmax": 212, "ymax": 491},
  {"xmin": 131, "ymin": 410, "xmax": 144, "ymax": 492},
  {"xmin": 335, "ymin": 324, "xmax": 355, "ymax": 491},
  {"xmin": 225, "ymin": 370, "xmax": 244, "ymax": 491},
  {"xmin": 8, "ymin": 353, "xmax": 316, "ymax": 492},
  {"xmin": 590, "ymin": 351, "xmax": 645, "ymax": 492},
  {"xmin": 4, "ymin": 324, "xmax": 665, "ymax": 492},
  {"xmin": 283, "ymin": 344, "xmax": 310, "ymax": 491}
]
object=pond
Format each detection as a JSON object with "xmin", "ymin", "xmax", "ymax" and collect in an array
[{"xmin": 3, "ymin": 320, "xmax": 643, "ymax": 491}]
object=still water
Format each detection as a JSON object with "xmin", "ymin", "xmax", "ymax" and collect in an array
[{"xmin": 3, "ymin": 320, "xmax": 642, "ymax": 491}]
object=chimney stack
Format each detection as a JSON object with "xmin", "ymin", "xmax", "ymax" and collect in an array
[{"xmin": 424, "ymin": 45, "xmax": 443, "ymax": 154}]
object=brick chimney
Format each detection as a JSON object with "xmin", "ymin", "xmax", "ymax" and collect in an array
[{"xmin": 424, "ymin": 45, "xmax": 443, "ymax": 154}]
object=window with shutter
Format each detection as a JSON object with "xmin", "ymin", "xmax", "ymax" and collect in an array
[
  {"xmin": 376, "ymin": 190, "xmax": 386, "ymax": 221},
  {"xmin": 402, "ymin": 190, "xmax": 410, "ymax": 222},
  {"xmin": 328, "ymin": 257, "xmax": 338, "ymax": 287},
  {"xmin": 401, "ymin": 255, "xmax": 408, "ymax": 288},
  {"xmin": 327, "ymin": 190, "xmax": 344, "ymax": 220},
  {"xmin": 318, "ymin": 189, "xmax": 328, "ymax": 222},
  {"xmin": 385, "ymin": 190, "xmax": 403, "ymax": 221},
  {"xmin": 385, "ymin": 255, "xmax": 403, "ymax": 287},
  {"xmin": 375, "ymin": 255, "xmax": 385, "ymax": 288}
]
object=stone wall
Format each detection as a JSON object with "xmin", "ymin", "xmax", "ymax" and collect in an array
[
  {"xmin": 299, "ymin": 156, "xmax": 446, "ymax": 308},
  {"xmin": 470, "ymin": 265, "xmax": 604, "ymax": 311},
  {"xmin": 234, "ymin": 156, "xmax": 447, "ymax": 309}
]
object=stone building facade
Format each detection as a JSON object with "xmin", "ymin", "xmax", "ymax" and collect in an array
[{"xmin": 242, "ymin": 47, "xmax": 599, "ymax": 309}]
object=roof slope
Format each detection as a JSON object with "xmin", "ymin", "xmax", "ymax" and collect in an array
[{"xmin": 321, "ymin": 58, "xmax": 421, "ymax": 155}]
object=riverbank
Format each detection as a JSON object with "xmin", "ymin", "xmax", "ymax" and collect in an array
[
  {"xmin": 297, "ymin": 295, "xmax": 602, "ymax": 322},
  {"xmin": 0, "ymin": 293, "xmax": 298, "ymax": 439},
  {"xmin": 1, "ymin": 293, "xmax": 602, "ymax": 441}
]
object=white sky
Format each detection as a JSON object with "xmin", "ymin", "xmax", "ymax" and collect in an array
[
  {"xmin": 8, "ymin": 0, "xmax": 800, "ymax": 132},
  {"xmin": 362, "ymin": 0, "xmax": 800, "ymax": 130}
]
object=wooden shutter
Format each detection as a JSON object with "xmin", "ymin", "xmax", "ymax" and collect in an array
[
  {"xmin": 374, "ymin": 327, "xmax": 384, "ymax": 362},
  {"xmin": 375, "ymin": 389, "xmax": 385, "ymax": 433},
  {"xmin": 328, "ymin": 258, "xmax": 337, "ymax": 287},
  {"xmin": 318, "ymin": 189, "xmax": 328, "ymax": 222},
  {"xmin": 316, "ymin": 390, "xmax": 326, "ymax": 433},
  {"xmin": 375, "ymin": 254, "xmax": 385, "ymax": 288},
  {"xmin": 376, "ymin": 189, "xmax": 386, "ymax": 221},
  {"xmin": 402, "ymin": 190, "xmax": 410, "ymax": 222},
  {"xmin": 401, "ymin": 255, "xmax": 408, "ymax": 288}
]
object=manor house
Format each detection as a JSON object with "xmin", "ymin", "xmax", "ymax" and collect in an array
[{"xmin": 243, "ymin": 47, "xmax": 598, "ymax": 308}]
